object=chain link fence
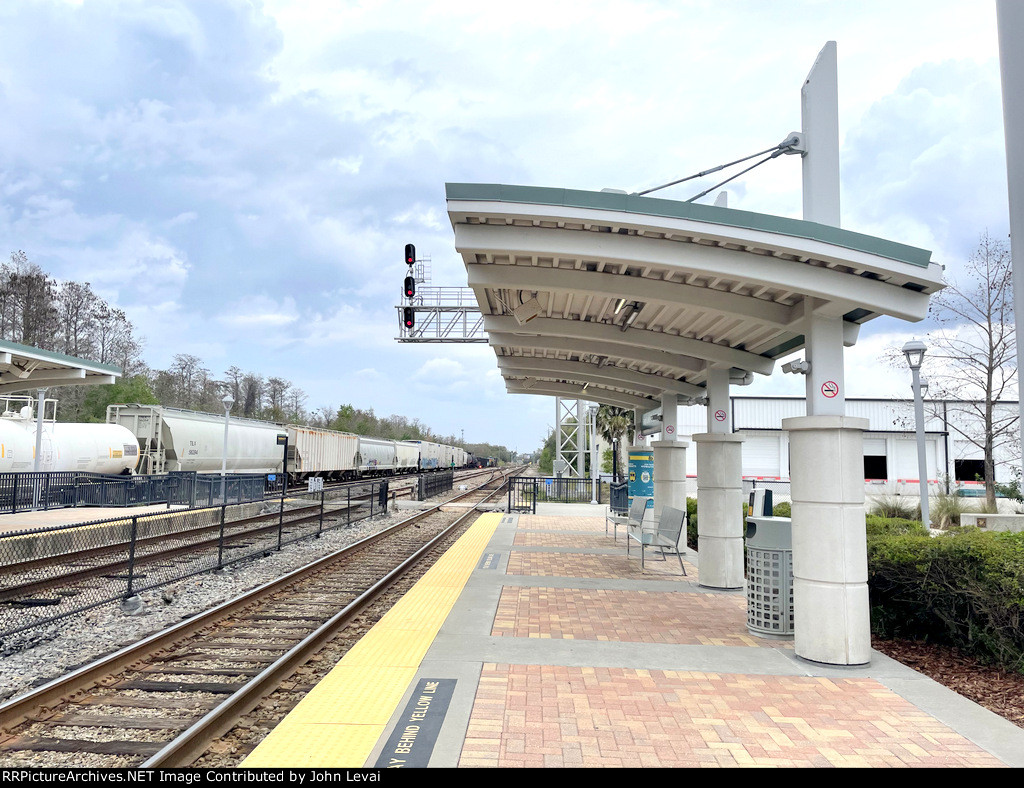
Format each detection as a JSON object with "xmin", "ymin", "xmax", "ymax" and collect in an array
[{"xmin": 743, "ymin": 478, "xmax": 792, "ymax": 507}]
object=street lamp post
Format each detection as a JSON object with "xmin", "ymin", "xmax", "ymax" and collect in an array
[
  {"xmin": 221, "ymin": 393, "xmax": 234, "ymax": 503},
  {"xmin": 589, "ymin": 405, "xmax": 599, "ymax": 504},
  {"xmin": 902, "ymin": 340, "xmax": 929, "ymax": 528}
]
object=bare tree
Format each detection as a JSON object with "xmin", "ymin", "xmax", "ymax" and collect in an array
[
  {"xmin": 265, "ymin": 377, "xmax": 291, "ymax": 421},
  {"xmin": 1, "ymin": 251, "xmax": 56, "ymax": 347},
  {"xmin": 166, "ymin": 354, "xmax": 210, "ymax": 410},
  {"xmin": 287, "ymin": 387, "xmax": 308, "ymax": 424},
  {"xmin": 224, "ymin": 366, "xmax": 244, "ymax": 408},
  {"xmin": 240, "ymin": 372, "xmax": 263, "ymax": 418},
  {"xmin": 55, "ymin": 280, "xmax": 99, "ymax": 358},
  {"xmin": 889, "ymin": 232, "xmax": 1018, "ymax": 508}
]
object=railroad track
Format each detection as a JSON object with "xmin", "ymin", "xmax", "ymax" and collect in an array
[
  {"xmin": 0, "ymin": 467, "xmax": 520, "ymax": 768},
  {"xmin": 0, "ymin": 467, "xmax": 497, "ymax": 636}
]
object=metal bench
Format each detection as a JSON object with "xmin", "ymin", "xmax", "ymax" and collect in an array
[
  {"xmin": 626, "ymin": 505, "xmax": 688, "ymax": 574},
  {"xmin": 606, "ymin": 495, "xmax": 650, "ymax": 540}
]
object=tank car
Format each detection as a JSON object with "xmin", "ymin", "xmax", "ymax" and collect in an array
[{"xmin": 0, "ymin": 405, "xmax": 139, "ymax": 474}]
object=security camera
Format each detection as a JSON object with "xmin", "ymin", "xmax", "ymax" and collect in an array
[
  {"xmin": 781, "ymin": 359, "xmax": 811, "ymax": 375},
  {"xmin": 512, "ymin": 298, "xmax": 542, "ymax": 326}
]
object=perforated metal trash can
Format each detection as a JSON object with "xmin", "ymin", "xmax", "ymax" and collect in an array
[{"xmin": 745, "ymin": 516, "xmax": 793, "ymax": 638}]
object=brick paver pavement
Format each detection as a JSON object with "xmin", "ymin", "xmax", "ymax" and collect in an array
[
  {"xmin": 459, "ymin": 665, "xmax": 1007, "ymax": 768},
  {"xmin": 492, "ymin": 586, "xmax": 790, "ymax": 648},
  {"xmin": 507, "ymin": 549, "xmax": 695, "ymax": 581}
]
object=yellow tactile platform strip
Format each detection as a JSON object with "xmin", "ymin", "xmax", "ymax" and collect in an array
[
  {"xmin": 459, "ymin": 665, "xmax": 1007, "ymax": 768},
  {"xmin": 492, "ymin": 587, "xmax": 791, "ymax": 649},
  {"xmin": 240, "ymin": 512, "xmax": 503, "ymax": 768}
]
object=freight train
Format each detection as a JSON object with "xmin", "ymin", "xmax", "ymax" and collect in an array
[{"xmin": 106, "ymin": 404, "xmax": 476, "ymax": 482}]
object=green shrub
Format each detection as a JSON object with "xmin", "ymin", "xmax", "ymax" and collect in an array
[
  {"xmin": 772, "ymin": 501, "xmax": 791, "ymax": 518},
  {"xmin": 686, "ymin": 497, "xmax": 698, "ymax": 551},
  {"xmin": 867, "ymin": 527, "xmax": 1024, "ymax": 672}
]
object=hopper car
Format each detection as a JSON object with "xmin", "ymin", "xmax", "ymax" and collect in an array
[{"xmin": 106, "ymin": 403, "xmax": 475, "ymax": 483}]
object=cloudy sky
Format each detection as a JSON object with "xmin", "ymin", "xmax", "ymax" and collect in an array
[{"xmin": 0, "ymin": 0, "xmax": 1012, "ymax": 452}]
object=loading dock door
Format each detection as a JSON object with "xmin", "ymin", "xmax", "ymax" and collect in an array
[
  {"xmin": 743, "ymin": 434, "xmax": 782, "ymax": 478},
  {"xmin": 863, "ymin": 437, "xmax": 887, "ymax": 480}
]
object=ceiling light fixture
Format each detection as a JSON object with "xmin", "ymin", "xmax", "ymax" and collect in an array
[{"xmin": 620, "ymin": 302, "xmax": 642, "ymax": 332}]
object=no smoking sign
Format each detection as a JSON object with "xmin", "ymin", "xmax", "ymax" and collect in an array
[
  {"xmin": 714, "ymin": 410, "xmax": 727, "ymax": 422},
  {"xmin": 821, "ymin": 380, "xmax": 840, "ymax": 398}
]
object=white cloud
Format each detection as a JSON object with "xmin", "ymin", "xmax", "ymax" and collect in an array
[
  {"xmin": 217, "ymin": 295, "xmax": 300, "ymax": 328},
  {"xmin": 0, "ymin": 0, "xmax": 1011, "ymax": 453}
]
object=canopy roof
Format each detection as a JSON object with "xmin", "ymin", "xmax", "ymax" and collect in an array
[
  {"xmin": 447, "ymin": 183, "xmax": 945, "ymax": 413},
  {"xmin": 0, "ymin": 340, "xmax": 121, "ymax": 395}
]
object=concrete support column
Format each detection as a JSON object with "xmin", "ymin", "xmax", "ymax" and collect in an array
[
  {"xmin": 652, "ymin": 440, "xmax": 688, "ymax": 531},
  {"xmin": 783, "ymin": 415, "xmax": 871, "ymax": 666},
  {"xmin": 660, "ymin": 392, "xmax": 679, "ymax": 441},
  {"xmin": 805, "ymin": 311, "xmax": 846, "ymax": 416},
  {"xmin": 693, "ymin": 432, "xmax": 744, "ymax": 589}
]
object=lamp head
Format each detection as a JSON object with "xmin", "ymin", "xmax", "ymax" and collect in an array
[{"xmin": 902, "ymin": 339, "xmax": 927, "ymax": 370}]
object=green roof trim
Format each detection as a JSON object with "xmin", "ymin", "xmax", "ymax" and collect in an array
[
  {"xmin": 446, "ymin": 183, "xmax": 933, "ymax": 269},
  {"xmin": 0, "ymin": 339, "xmax": 123, "ymax": 375}
]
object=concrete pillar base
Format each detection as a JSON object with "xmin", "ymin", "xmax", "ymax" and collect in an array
[
  {"xmin": 783, "ymin": 415, "xmax": 871, "ymax": 666},
  {"xmin": 652, "ymin": 440, "xmax": 688, "ymax": 535},
  {"xmin": 693, "ymin": 433, "xmax": 744, "ymax": 590}
]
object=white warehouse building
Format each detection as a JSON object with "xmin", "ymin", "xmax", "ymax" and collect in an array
[{"xmin": 650, "ymin": 396, "xmax": 1020, "ymax": 497}]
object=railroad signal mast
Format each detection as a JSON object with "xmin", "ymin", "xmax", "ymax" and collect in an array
[{"xmin": 395, "ymin": 243, "xmax": 485, "ymax": 343}]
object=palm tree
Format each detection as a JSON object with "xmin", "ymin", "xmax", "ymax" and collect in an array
[{"xmin": 597, "ymin": 405, "xmax": 634, "ymax": 482}]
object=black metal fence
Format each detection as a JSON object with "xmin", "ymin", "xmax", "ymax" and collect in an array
[
  {"xmin": 507, "ymin": 477, "xmax": 603, "ymax": 514},
  {"xmin": 0, "ymin": 471, "xmax": 277, "ymax": 514},
  {"xmin": 417, "ymin": 470, "xmax": 454, "ymax": 500},
  {"xmin": 0, "ymin": 478, "xmax": 392, "ymax": 645}
]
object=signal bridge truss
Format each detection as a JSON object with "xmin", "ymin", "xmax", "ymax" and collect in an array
[{"xmin": 396, "ymin": 286, "xmax": 486, "ymax": 343}]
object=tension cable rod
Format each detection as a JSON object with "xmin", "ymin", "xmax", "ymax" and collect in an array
[{"xmin": 636, "ymin": 133, "xmax": 804, "ymax": 198}]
